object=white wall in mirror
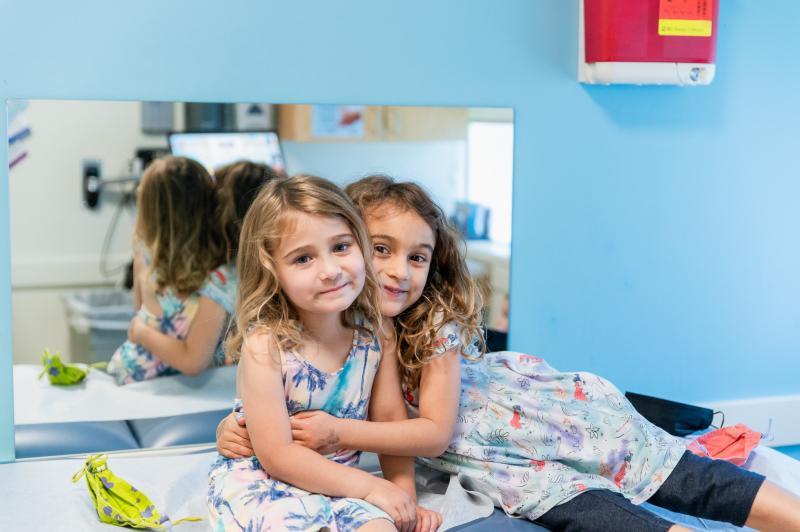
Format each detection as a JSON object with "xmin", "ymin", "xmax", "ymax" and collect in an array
[{"xmin": 11, "ymin": 100, "xmax": 160, "ymax": 365}]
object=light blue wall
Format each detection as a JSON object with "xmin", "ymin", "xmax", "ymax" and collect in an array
[{"xmin": 2, "ymin": 1, "xmax": 798, "ymax": 462}]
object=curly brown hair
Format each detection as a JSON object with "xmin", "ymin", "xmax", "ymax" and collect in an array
[
  {"xmin": 345, "ymin": 175, "xmax": 485, "ymax": 392},
  {"xmin": 227, "ymin": 174, "xmax": 383, "ymax": 361},
  {"xmin": 214, "ymin": 161, "xmax": 281, "ymax": 264},
  {"xmin": 135, "ymin": 156, "xmax": 226, "ymax": 294}
]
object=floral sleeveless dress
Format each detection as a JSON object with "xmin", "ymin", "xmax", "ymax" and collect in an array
[
  {"xmin": 207, "ymin": 326, "xmax": 392, "ymax": 531},
  {"xmin": 405, "ymin": 322, "xmax": 688, "ymax": 521},
  {"xmin": 106, "ymin": 262, "xmax": 237, "ymax": 385}
]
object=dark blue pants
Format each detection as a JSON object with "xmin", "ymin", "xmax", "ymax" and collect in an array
[{"xmin": 534, "ymin": 451, "xmax": 766, "ymax": 532}]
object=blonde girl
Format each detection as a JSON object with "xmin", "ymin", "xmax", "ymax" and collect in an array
[
  {"xmin": 220, "ymin": 175, "xmax": 800, "ymax": 532},
  {"xmin": 108, "ymin": 156, "xmax": 228, "ymax": 384},
  {"xmin": 127, "ymin": 160, "xmax": 278, "ymax": 366},
  {"xmin": 207, "ymin": 174, "xmax": 421, "ymax": 532}
]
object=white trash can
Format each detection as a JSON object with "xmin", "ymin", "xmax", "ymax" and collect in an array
[{"xmin": 62, "ymin": 289, "xmax": 135, "ymax": 364}]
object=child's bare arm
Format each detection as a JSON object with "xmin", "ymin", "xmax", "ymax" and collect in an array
[
  {"xmin": 131, "ymin": 252, "xmax": 144, "ymax": 311},
  {"xmin": 369, "ymin": 333, "xmax": 417, "ymax": 499},
  {"xmin": 134, "ymin": 248, "xmax": 163, "ymax": 316},
  {"xmin": 220, "ymin": 347, "xmax": 460, "ymax": 458},
  {"xmin": 130, "ymin": 296, "xmax": 226, "ymax": 376},
  {"xmin": 241, "ymin": 333, "xmax": 416, "ymax": 526},
  {"xmin": 370, "ymin": 334, "xmax": 443, "ymax": 531},
  {"xmin": 293, "ymin": 349, "xmax": 461, "ymax": 458}
]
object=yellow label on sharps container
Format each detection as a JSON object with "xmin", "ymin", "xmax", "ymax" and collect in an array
[{"xmin": 658, "ymin": 19, "xmax": 713, "ymax": 37}]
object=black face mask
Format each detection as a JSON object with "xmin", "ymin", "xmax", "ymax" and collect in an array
[{"xmin": 625, "ymin": 391, "xmax": 721, "ymax": 437}]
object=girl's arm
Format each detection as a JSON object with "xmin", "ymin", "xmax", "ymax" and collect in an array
[
  {"xmin": 133, "ymin": 245, "xmax": 161, "ymax": 315},
  {"xmin": 131, "ymin": 252, "xmax": 144, "ymax": 311},
  {"xmin": 368, "ymin": 333, "xmax": 416, "ymax": 499},
  {"xmin": 368, "ymin": 334, "xmax": 444, "ymax": 532},
  {"xmin": 241, "ymin": 333, "xmax": 416, "ymax": 528},
  {"xmin": 129, "ymin": 296, "xmax": 226, "ymax": 376},
  {"xmin": 293, "ymin": 348, "xmax": 461, "ymax": 458}
]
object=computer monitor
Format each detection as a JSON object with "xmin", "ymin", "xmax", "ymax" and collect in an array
[{"xmin": 167, "ymin": 130, "xmax": 286, "ymax": 175}]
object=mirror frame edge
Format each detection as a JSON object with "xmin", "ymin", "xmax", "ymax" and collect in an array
[
  {"xmin": 0, "ymin": 99, "xmax": 517, "ymax": 464},
  {"xmin": 1, "ymin": 98, "xmax": 16, "ymax": 463}
]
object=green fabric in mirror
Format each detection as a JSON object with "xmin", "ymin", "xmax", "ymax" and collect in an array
[{"xmin": 38, "ymin": 349, "xmax": 107, "ymax": 386}]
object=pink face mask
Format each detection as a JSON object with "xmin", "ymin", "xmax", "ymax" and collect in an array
[{"xmin": 688, "ymin": 423, "xmax": 763, "ymax": 466}]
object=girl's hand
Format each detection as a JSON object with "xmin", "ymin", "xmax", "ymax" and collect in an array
[
  {"xmin": 290, "ymin": 410, "xmax": 343, "ymax": 454},
  {"xmin": 415, "ymin": 505, "xmax": 442, "ymax": 532},
  {"xmin": 364, "ymin": 478, "xmax": 417, "ymax": 532},
  {"xmin": 127, "ymin": 315, "xmax": 145, "ymax": 343},
  {"xmin": 216, "ymin": 412, "xmax": 254, "ymax": 459}
]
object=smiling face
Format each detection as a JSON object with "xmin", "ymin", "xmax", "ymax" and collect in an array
[
  {"xmin": 366, "ymin": 204, "xmax": 436, "ymax": 318},
  {"xmin": 274, "ymin": 211, "xmax": 366, "ymax": 320}
]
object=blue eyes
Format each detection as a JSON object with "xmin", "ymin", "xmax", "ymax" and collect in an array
[{"xmin": 295, "ymin": 255, "xmax": 311, "ymax": 265}]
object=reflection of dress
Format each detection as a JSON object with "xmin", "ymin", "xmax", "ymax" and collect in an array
[
  {"xmin": 106, "ymin": 263, "xmax": 237, "ymax": 385},
  {"xmin": 207, "ymin": 326, "xmax": 391, "ymax": 531},
  {"xmin": 404, "ymin": 322, "xmax": 688, "ymax": 521}
]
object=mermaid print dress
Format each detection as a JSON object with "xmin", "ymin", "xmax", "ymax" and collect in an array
[
  {"xmin": 207, "ymin": 326, "xmax": 392, "ymax": 531},
  {"xmin": 405, "ymin": 322, "xmax": 689, "ymax": 521}
]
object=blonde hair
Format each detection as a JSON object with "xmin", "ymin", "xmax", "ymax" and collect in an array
[
  {"xmin": 227, "ymin": 174, "xmax": 382, "ymax": 361},
  {"xmin": 345, "ymin": 175, "xmax": 485, "ymax": 392},
  {"xmin": 214, "ymin": 161, "xmax": 281, "ymax": 264},
  {"xmin": 135, "ymin": 156, "xmax": 225, "ymax": 294}
]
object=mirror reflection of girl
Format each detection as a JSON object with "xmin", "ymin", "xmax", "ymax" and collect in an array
[
  {"xmin": 219, "ymin": 175, "xmax": 800, "ymax": 532},
  {"xmin": 207, "ymin": 175, "xmax": 425, "ymax": 532},
  {"xmin": 107, "ymin": 156, "xmax": 229, "ymax": 384},
  {"xmin": 127, "ymin": 161, "xmax": 278, "ymax": 367}
]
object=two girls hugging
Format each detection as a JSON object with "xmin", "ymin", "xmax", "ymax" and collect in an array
[{"xmin": 210, "ymin": 174, "xmax": 800, "ymax": 531}]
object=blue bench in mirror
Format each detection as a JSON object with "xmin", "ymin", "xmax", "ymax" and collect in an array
[
  {"xmin": 127, "ymin": 409, "xmax": 230, "ymax": 449},
  {"xmin": 15, "ymin": 421, "xmax": 140, "ymax": 459}
]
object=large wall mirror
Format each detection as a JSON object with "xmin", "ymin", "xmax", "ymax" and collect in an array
[{"xmin": 8, "ymin": 99, "xmax": 513, "ymax": 458}]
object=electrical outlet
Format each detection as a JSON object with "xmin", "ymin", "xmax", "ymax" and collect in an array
[{"xmin": 82, "ymin": 159, "xmax": 101, "ymax": 209}]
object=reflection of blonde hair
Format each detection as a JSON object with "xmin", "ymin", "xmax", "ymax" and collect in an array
[
  {"xmin": 227, "ymin": 174, "xmax": 382, "ymax": 361},
  {"xmin": 214, "ymin": 161, "xmax": 281, "ymax": 263},
  {"xmin": 135, "ymin": 156, "xmax": 225, "ymax": 294},
  {"xmin": 346, "ymin": 175, "xmax": 485, "ymax": 392}
]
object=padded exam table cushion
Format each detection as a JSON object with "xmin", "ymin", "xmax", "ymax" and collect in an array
[
  {"xmin": 127, "ymin": 409, "xmax": 230, "ymax": 448},
  {"xmin": 14, "ymin": 421, "xmax": 139, "ymax": 459}
]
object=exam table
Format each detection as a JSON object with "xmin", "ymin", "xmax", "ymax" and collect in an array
[
  {"xmin": 8, "ymin": 363, "xmax": 800, "ymax": 530},
  {"xmin": 3, "ymin": 445, "xmax": 799, "ymax": 531}
]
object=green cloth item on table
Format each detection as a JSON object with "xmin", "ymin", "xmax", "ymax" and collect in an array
[
  {"xmin": 71, "ymin": 454, "xmax": 203, "ymax": 529},
  {"xmin": 38, "ymin": 349, "xmax": 105, "ymax": 385}
]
